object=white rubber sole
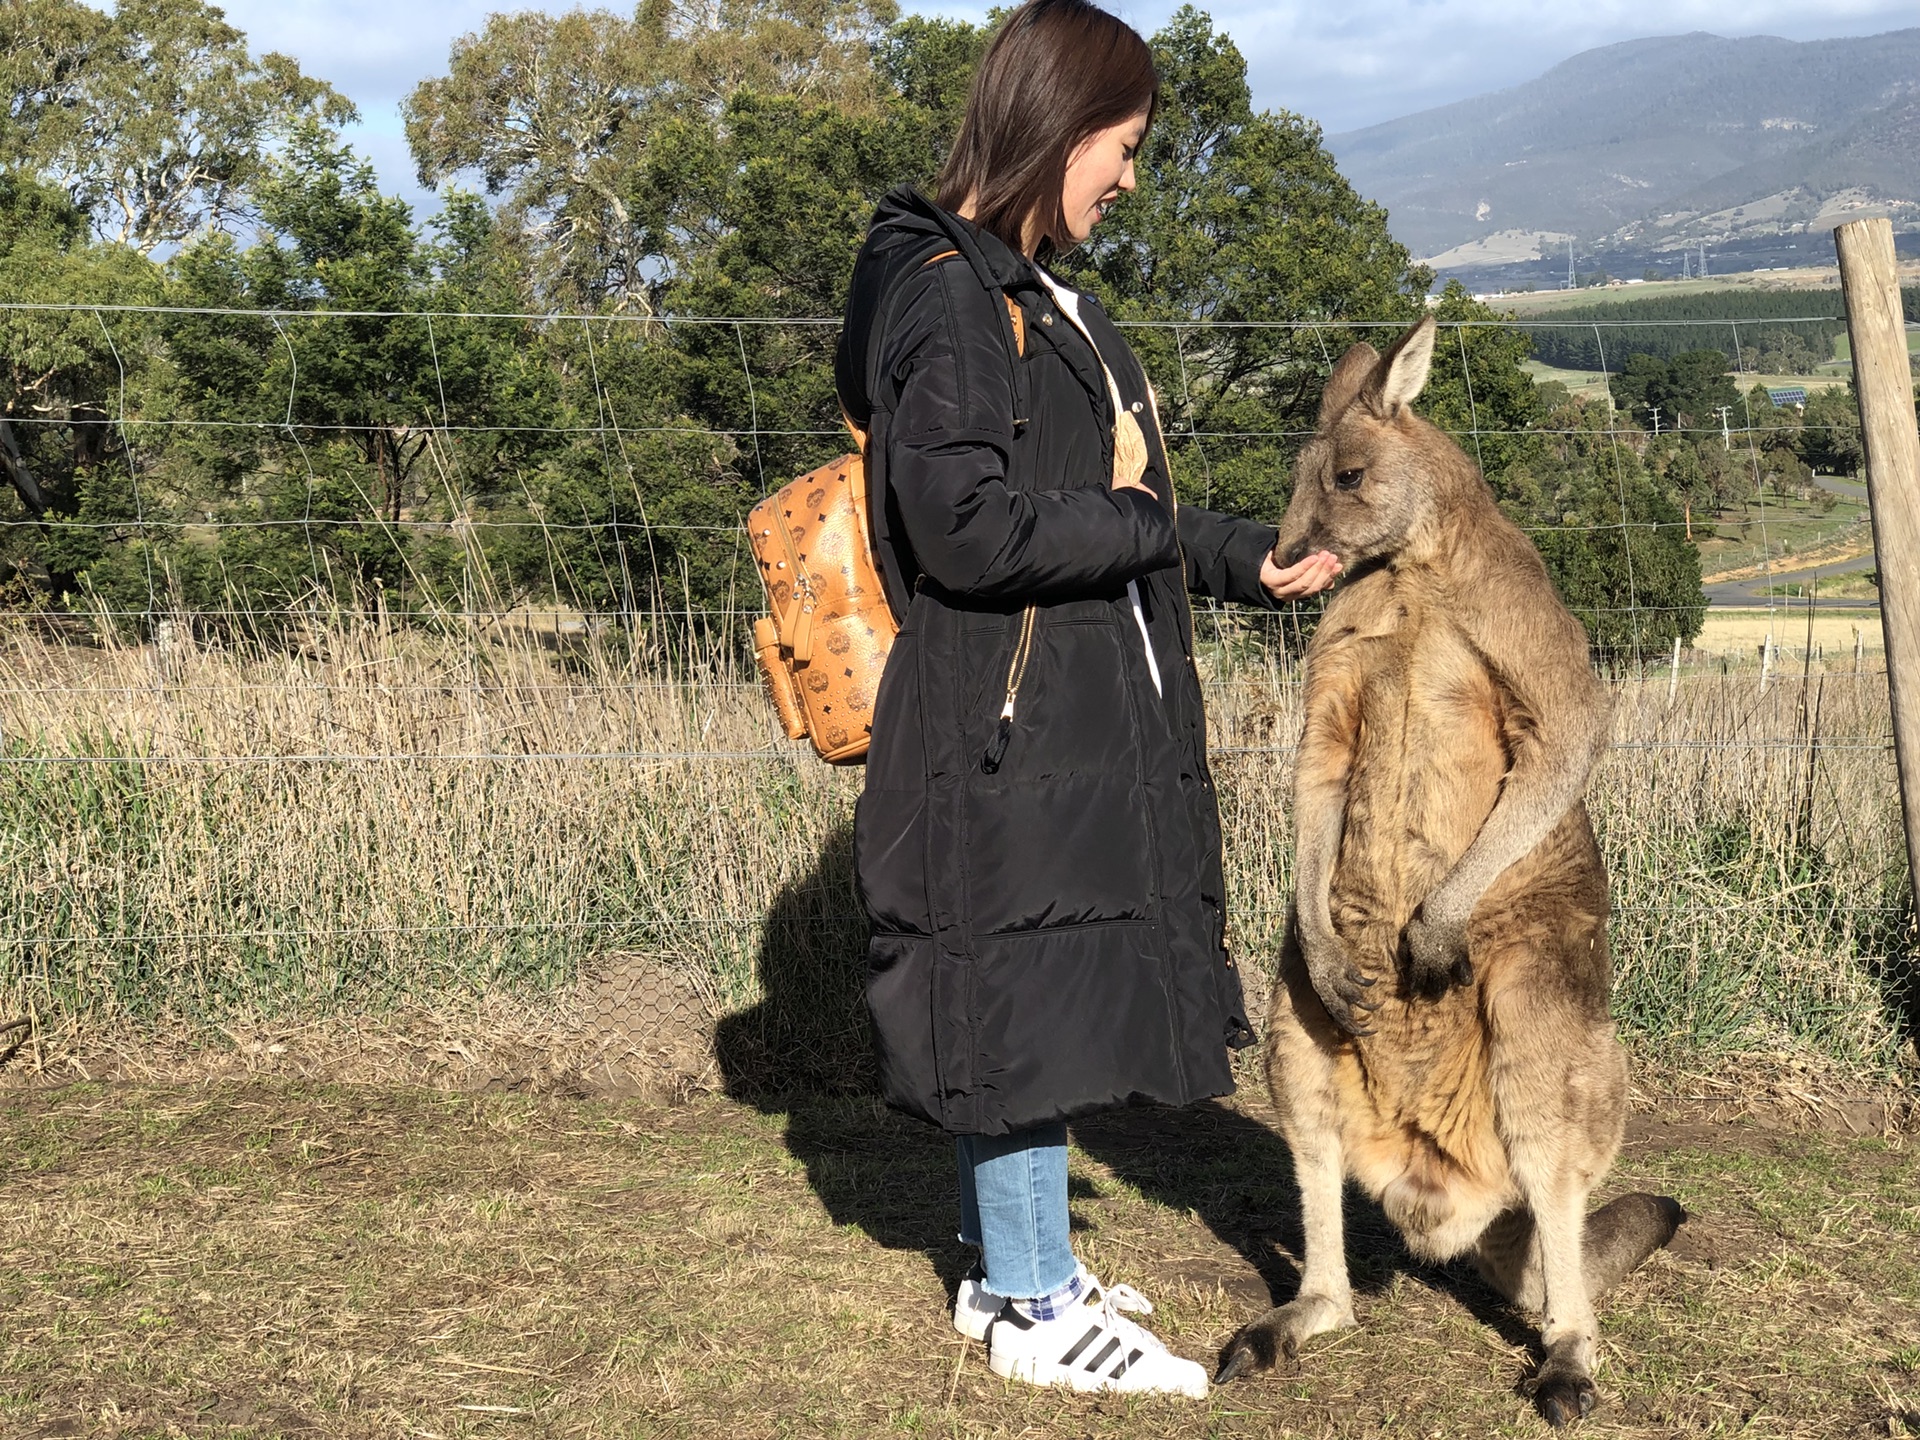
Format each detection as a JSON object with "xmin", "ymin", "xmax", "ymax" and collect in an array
[{"xmin": 988, "ymin": 1346, "xmax": 1209, "ymax": 1399}]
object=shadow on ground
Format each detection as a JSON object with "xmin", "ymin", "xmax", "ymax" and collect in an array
[{"xmin": 713, "ymin": 820, "xmax": 1541, "ymax": 1369}]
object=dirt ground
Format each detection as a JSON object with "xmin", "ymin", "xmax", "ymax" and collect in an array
[{"xmin": 3, "ymin": 1075, "xmax": 1917, "ymax": 1440}]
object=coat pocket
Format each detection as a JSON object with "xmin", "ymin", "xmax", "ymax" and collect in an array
[
  {"xmin": 965, "ymin": 774, "xmax": 1156, "ymax": 933},
  {"xmin": 964, "ymin": 615, "xmax": 1157, "ymax": 933}
]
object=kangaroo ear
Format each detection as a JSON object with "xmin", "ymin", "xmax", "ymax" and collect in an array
[
  {"xmin": 1365, "ymin": 315, "xmax": 1437, "ymax": 417},
  {"xmin": 1318, "ymin": 341, "xmax": 1380, "ymax": 428}
]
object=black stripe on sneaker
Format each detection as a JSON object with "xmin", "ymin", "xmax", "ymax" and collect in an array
[
  {"xmin": 1110, "ymin": 1347, "xmax": 1142, "ymax": 1378},
  {"xmin": 1084, "ymin": 1337, "xmax": 1123, "ymax": 1373},
  {"xmin": 1058, "ymin": 1325, "xmax": 1104, "ymax": 1366}
]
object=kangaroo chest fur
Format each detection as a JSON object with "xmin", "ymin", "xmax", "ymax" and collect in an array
[{"xmin": 1314, "ymin": 568, "xmax": 1515, "ymax": 943}]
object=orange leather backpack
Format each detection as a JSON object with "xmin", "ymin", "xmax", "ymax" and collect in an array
[{"xmin": 749, "ymin": 251, "xmax": 1026, "ymax": 763}]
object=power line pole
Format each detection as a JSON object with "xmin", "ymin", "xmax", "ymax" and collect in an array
[
  {"xmin": 1650, "ymin": 405, "xmax": 1662, "ymax": 435},
  {"xmin": 1715, "ymin": 404, "xmax": 1733, "ymax": 450},
  {"xmin": 1567, "ymin": 238, "xmax": 1575, "ymax": 290}
]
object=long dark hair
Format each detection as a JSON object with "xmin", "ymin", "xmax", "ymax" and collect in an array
[{"xmin": 935, "ymin": 0, "xmax": 1158, "ymax": 260}]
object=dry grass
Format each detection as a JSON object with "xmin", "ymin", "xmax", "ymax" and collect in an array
[
  {"xmin": 0, "ymin": 612, "xmax": 1912, "ymax": 1086},
  {"xmin": 1694, "ymin": 611, "xmax": 1882, "ymax": 660},
  {"xmin": 2, "ymin": 1080, "xmax": 1917, "ymax": 1439},
  {"xmin": 0, "ymin": 618, "xmax": 853, "ymax": 1029},
  {"xmin": 1, "ymin": 618, "xmax": 1911, "ymax": 1434},
  {"xmin": 1202, "ymin": 620, "xmax": 1914, "ymax": 1076}
]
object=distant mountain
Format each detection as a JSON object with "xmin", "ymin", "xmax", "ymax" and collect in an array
[{"xmin": 1329, "ymin": 29, "xmax": 1920, "ymax": 266}]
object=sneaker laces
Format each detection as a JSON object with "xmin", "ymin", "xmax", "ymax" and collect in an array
[
  {"xmin": 1100, "ymin": 1281, "xmax": 1152, "ymax": 1316},
  {"xmin": 1087, "ymin": 1280, "xmax": 1168, "ymax": 1358}
]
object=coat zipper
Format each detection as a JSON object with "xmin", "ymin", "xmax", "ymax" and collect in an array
[{"xmin": 981, "ymin": 605, "xmax": 1037, "ymax": 773}]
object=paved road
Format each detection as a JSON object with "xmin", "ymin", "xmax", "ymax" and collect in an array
[
  {"xmin": 1703, "ymin": 476, "xmax": 1876, "ymax": 607},
  {"xmin": 1706, "ymin": 551, "xmax": 1878, "ymax": 608},
  {"xmin": 1812, "ymin": 474, "xmax": 1868, "ymax": 501}
]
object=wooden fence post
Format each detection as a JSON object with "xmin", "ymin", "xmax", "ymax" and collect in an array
[{"xmin": 1835, "ymin": 216, "xmax": 1920, "ymax": 909}]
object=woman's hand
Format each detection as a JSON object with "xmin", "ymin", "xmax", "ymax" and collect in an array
[{"xmin": 1261, "ymin": 548, "xmax": 1341, "ymax": 601}]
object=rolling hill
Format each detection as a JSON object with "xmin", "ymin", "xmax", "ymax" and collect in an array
[{"xmin": 1329, "ymin": 29, "xmax": 1920, "ymax": 267}]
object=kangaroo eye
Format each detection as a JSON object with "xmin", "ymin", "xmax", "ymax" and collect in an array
[{"xmin": 1334, "ymin": 468, "xmax": 1365, "ymax": 491}]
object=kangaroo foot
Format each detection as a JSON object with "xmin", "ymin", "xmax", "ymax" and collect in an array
[
  {"xmin": 1530, "ymin": 1339, "xmax": 1597, "ymax": 1427},
  {"xmin": 1585, "ymin": 1192, "xmax": 1686, "ymax": 1300},
  {"xmin": 1214, "ymin": 1292, "xmax": 1356, "ymax": 1383}
]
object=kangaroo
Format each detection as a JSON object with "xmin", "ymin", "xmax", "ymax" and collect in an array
[{"xmin": 1216, "ymin": 317, "xmax": 1683, "ymax": 1425}]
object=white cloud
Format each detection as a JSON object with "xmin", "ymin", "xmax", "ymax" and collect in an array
[
  {"xmin": 216, "ymin": 0, "xmax": 573, "ymax": 111},
  {"xmin": 205, "ymin": 0, "xmax": 1918, "ymax": 204},
  {"xmin": 211, "ymin": 0, "xmax": 581, "ymax": 211}
]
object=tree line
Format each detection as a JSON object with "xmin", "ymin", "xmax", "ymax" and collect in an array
[
  {"xmin": 1523, "ymin": 284, "xmax": 1920, "ymax": 372},
  {"xmin": 1, "ymin": 0, "xmax": 1708, "ymax": 656}
]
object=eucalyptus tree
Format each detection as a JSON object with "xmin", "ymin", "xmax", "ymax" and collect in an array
[
  {"xmin": 403, "ymin": 0, "xmax": 897, "ymax": 309},
  {"xmin": 0, "ymin": 0, "xmax": 352, "ymax": 253}
]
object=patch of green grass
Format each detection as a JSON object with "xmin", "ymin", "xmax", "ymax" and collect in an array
[{"xmin": 1763, "ymin": 568, "xmax": 1878, "ymax": 601}]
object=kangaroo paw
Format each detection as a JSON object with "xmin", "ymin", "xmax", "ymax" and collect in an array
[
  {"xmin": 1215, "ymin": 1294, "xmax": 1355, "ymax": 1384},
  {"xmin": 1531, "ymin": 1347, "xmax": 1598, "ymax": 1428}
]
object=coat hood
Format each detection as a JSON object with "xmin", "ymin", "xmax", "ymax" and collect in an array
[{"xmin": 835, "ymin": 187, "xmax": 1036, "ymax": 430}]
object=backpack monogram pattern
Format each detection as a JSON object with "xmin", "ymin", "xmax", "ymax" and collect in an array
[{"xmin": 749, "ymin": 450, "xmax": 894, "ymax": 763}]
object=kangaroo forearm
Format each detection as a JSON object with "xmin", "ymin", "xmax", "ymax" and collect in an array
[
  {"xmin": 1426, "ymin": 740, "xmax": 1598, "ymax": 923},
  {"xmin": 1293, "ymin": 781, "xmax": 1347, "ymax": 937}
]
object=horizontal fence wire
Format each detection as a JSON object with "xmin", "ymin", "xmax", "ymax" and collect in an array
[
  {"xmin": 0, "ymin": 301, "xmax": 1900, "ymax": 983},
  {"xmin": 0, "ymin": 301, "xmax": 1856, "ymax": 325}
]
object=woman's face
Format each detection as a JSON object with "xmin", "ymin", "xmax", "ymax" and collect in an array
[{"xmin": 1059, "ymin": 108, "xmax": 1148, "ymax": 245}]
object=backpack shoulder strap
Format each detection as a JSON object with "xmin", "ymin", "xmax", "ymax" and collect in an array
[
  {"xmin": 845, "ymin": 249, "xmax": 1025, "ymax": 448},
  {"xmin": 856, "ymin": 240, "xmax": 1029, "ymax": 623},
  {"xmin": 906, "ymin": 250, "xmax": 1027, "ymax": 351}
]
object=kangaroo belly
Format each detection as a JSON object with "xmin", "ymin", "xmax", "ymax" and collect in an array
[{"xmin": 1326, "ymin": 988, "xmax": 1515, "ymax": 1259}]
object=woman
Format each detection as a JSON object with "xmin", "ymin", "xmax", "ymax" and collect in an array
[{"xmin": 834, "ymin": 0, "xmax": 1340, "ymax": 1398}]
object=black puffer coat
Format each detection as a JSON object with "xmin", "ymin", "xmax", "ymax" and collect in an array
[{"xmin": 836, "ymin": 187, "xmax": 1279, "ymax": 1136}]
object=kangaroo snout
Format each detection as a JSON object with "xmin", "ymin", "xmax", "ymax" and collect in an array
[{"xmin": 1275, "ymin": 533, "xmax": 1320, "ymax": 569}]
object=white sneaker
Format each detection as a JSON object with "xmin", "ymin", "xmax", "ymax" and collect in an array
[
  {"xmin": 953, "ymin": 1261, "xmax": 1147, "ymax": 1342},
  {"xmin": 986, "ymin": 1276, "xmax": 1208, "ymax": 1399},
  {"xmin": 953, "ymin": 1261, "xmax": 999, "ymax": 1341}
]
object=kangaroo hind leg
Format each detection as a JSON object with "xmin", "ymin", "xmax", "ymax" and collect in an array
[
  {"xmin": 1216, "ymin": 1119, "xmax": 1355, "ymax": 1382},
  {"xmin": 1480, "ymin": 942, "xmax": 1643, "ymax": 1427}
]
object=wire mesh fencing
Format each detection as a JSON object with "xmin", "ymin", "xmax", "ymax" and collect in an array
[{"xmin": 0, "ymin": 300, "xmax": 1907, "ymax": 1084}]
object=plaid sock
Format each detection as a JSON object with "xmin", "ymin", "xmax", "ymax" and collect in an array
[{"xmin": 1013, "ymin": 1268, "xmax": 1087, "ymax": 1322}]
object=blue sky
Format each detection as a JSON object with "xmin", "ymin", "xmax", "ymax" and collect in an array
[{"xmin": 211, "ymin": 0, "xmax": 1917, "ymax": 217}]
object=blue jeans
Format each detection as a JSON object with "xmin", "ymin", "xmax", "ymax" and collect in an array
[{"xmin": 955, "ymin": 1123, "xmax": 1075, "ymax": 1299}]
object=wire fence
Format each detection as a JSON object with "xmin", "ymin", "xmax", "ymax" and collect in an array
[{"xmin": 0, "ymin": 301, "xmax": 1907, "ymax": 1078}]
